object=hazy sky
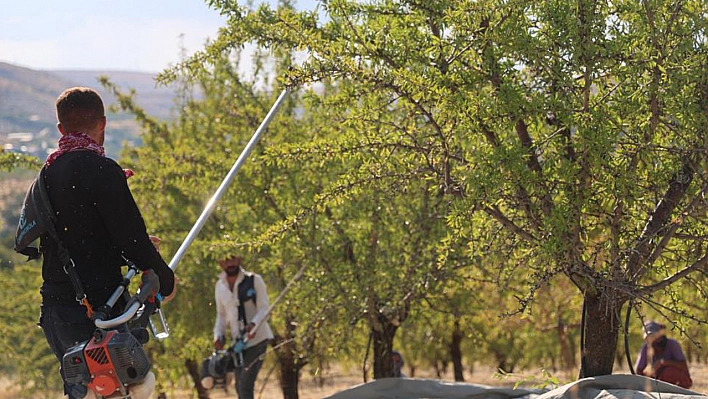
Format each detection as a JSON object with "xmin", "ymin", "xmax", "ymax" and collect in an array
[{"xmin": 0, "ymin": 0, "xmax": 316, "ymax": 73}]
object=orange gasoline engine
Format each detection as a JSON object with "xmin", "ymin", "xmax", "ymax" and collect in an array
[
  {"xmin": 61, "ymin": 267, "xmax": 168, "ymax": 398},
  {"xmin": 62, "ymin": 328, "xmax": 151, "ymax": 398}
]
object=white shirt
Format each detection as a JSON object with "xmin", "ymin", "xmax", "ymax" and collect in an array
[{"xmin": 213, "ymin": 268, "xmax": 274, "ymax": 348}]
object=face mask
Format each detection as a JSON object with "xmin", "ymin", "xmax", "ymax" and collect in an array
[{"xmin": 225, "ymin": 266, "xmax": 240, "ymax": 276}]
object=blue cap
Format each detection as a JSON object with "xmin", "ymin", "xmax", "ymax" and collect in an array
[{"xmin": 643, "ymin": 321, "xmax": 663, "ymax": 339}]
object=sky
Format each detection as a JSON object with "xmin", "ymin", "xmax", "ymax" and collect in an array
[{"xmin": 0, "ymin": 0, "xmax": 316, "ymax": 73}]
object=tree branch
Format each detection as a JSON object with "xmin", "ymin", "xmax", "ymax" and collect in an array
[
  {"xmin": 483, "ymin": 205, "xmax": 537, "ymax": 242},
  {"xmin": 645, "ymin": 181, "xmax": 708, "ymax": 266},
  {"xmin": 627, "ymin": 160, "xmax": 695, "ymax": 279},
  {"xmin": 637, "ymin": 248, "xmax": 708, "ymax": 296}
]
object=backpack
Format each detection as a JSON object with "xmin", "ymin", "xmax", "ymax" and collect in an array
[{"xmin": 14, "ymin": 167, "xmax": 61, "ymax": 261}]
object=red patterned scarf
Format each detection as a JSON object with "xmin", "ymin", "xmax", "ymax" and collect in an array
[{"xmin": 45, "ymin": 132, "xmax": 134, "ymax": 178}]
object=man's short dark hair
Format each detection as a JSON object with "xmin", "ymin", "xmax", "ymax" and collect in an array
[{"xmin": 56, "ymin": 87, "xmax": 105, "ymax": 133}]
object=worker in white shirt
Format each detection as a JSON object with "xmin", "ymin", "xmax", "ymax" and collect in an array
[{"xmin": 213, "ymin": 255, "xmax": 274, "ymax": 399}]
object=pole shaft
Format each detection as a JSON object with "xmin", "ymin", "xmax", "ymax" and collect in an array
[{"xmin": 168, "ymin": 88, "xmax": 290, "ymax": 271}]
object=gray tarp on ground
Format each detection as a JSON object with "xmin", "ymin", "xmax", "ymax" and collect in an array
[
  {"xmin": 322, "ymin": 375, "xmax": 708, "ymax": 399},
  {"xmin": 537, "ymin": 374, "xmax": 707, "ymax": 399},
  {"xmin": 321, "ymin": 377, "xmax": 546, "ymax": 399}
]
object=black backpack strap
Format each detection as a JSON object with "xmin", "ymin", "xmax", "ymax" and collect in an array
[
  {"xmin": 34, "ymin": 168, "xmax": 94, "ymax": 318},
  {"xmin": 62, "ymin": 258, "xmax": 93, "ymax": 318},
  {"xmin": 237, "ymin": 274, "xmax": 256, "ymax": 325}
]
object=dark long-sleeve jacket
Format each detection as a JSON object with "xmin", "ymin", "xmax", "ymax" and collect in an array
[{"xmin": 40, "ymin": 150, "xmax": 174, "ymax": 307}]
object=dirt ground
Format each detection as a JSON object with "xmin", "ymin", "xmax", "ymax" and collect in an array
[{"xmin": 3, "ymin": 363, "xmax": 707, "ymax": 398}]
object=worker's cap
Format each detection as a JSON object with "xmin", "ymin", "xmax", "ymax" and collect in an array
[{"xmin": 643, "ymin": 321, "xmax": 664, "ymax": 339}]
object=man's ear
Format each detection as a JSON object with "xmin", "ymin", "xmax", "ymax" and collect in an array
[
  {"xmin": 98, "ymin": 116, "xmax": 107, "ymax": 131},
  {"xmin": 57, "ymin": 123, "xmax": 66, "ymax": 136}
]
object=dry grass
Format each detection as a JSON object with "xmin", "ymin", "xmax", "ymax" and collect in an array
[{"xmin": 5, "ymin": 363, "xmax": 707, "ymax": 399}]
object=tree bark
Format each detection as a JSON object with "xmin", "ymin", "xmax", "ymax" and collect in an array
[
  {"xmin": 579, "ymin": 292, "xmax": 623, "ymax": 378},
  {"xmin": 556, "ymin": 316, "xmax": 576, "ymax": 372},
  {"xmin": 372, "ymin": 321, "xmax": 398, "ymax": 379},
  {"xmin": 276, "ymin": 335, "xmax": 301, "ymax": 399},
  {"xmin": 185, "ymin": 358, "xmax": 210, "ymax": 399},
  {"xmin": 494, "ymin": 351, "xmax": 511, "ymax": 374},
  {"xmin": 450, "ymin": 318, "xmax": 465, "ymax": 381}
]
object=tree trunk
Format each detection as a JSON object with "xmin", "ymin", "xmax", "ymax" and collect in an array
[
  {"xmin": 185, "ymin": 358, "xmax": 210, "ymax": 399},
  {"xmin": 276, "ymin": 335, "xmax": 301, "ymax": 399},
  {"xmin": 686, "ymin": 341, "xmax": 695, "ymax": 363},
  {"xmin": 557, "ymin": 316, "xmax": 576, "ymax": 372},
  {"xmin": 450, "ymin": 318, "xmax": 465, "ymax": 381},
  {"xmin": 494, "ymin": 350, "xmax": 510, "ymax": 374},
  {"xmin": 579, "ymin": 292, "xmax": 623, "ymax": 378},
  {"xmin": 372, "ymin": 321, "xmax": 398, "ymax": 379}
]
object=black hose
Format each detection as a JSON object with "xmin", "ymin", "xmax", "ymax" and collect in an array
[
  {"xmin": 624, "ymin": 299, "xmax": 636, "ymax": 374},
  {"xmin": 579, "ymin": 296, "xmax": 587, "ymax": 378}
]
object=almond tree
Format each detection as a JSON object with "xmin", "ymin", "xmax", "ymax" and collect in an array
[{"xmin": 186, "ymin": 0, "xmax": 708, "ymax": 377}]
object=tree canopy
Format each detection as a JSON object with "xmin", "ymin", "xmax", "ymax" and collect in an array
[{"xmin": 171, "ymin": 0, "xmax": 708, "ymax": 377}]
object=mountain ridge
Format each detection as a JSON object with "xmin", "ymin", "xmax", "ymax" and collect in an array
[{"xmin": 0, "ymin": 61, "xmax": 178, "ymax": 157}]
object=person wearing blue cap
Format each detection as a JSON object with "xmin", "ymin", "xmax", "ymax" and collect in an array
[{"xmin": 634, "ymin": 321, "xmax": 692, "ymax": 388}]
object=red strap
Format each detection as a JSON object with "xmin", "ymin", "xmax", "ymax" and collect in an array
[{"xmin": 80, "ymin": 297, "xmax": 95, "ymax": 319}]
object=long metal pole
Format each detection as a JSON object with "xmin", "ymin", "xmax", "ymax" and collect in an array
[
  {"xmin": 243, "ymin": 262, "xmax": 307, "ymax": 344},
  {"xmin": 168, "ymin": 88, "xmax": 290, "ymax": 271}
]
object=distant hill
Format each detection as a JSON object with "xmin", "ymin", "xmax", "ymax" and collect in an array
[
  {"xmin": 50, "ymin": 69, "xmax": 178, "ymax": 120},
  {"xmin": 0, "ymin": 62, "xmax": 76, "ymax": 137},
  {"xmin": 0, "ymin": 61, "xmax": 179, "ymax": 158}
]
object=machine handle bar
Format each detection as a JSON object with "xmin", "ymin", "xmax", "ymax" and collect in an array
[{"xmin": 94, "ymin": 264, "xmax": 161, "ymax": 330}]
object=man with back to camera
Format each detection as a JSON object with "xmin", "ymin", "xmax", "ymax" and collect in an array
[
  {"xmin": 19, "ymin": 87, "xmax": 176, "ymax": 399},
  {"xmin": 213, "ymin": 255, "xmax": 274, "ymax": 399}
]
